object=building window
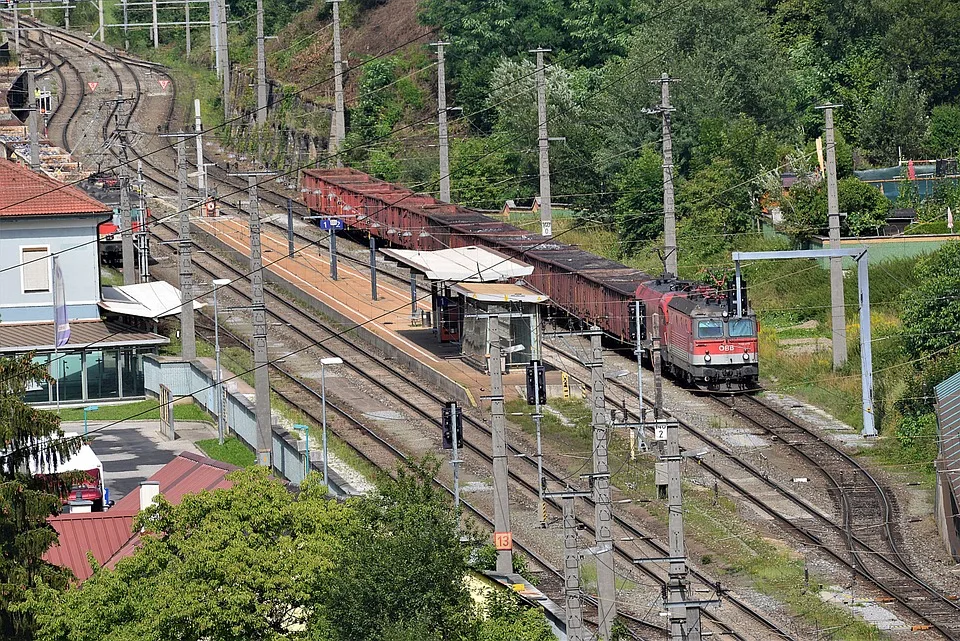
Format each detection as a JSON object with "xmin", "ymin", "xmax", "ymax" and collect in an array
[{"xmin": 21, "ymin": 246, "xmax": 50, "ymax": 293}]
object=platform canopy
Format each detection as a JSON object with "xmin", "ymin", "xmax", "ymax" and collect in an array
[
  {"xmin": 99, "ymin": 281, "xmax": 205, "ymax": 320},
  {"xmin": 379, "ymin": 246, "xmax": 533, "ymax": 282},
  {"xmin": 451, "ymin": 282, "xmax": 549, "ymax": 304}
]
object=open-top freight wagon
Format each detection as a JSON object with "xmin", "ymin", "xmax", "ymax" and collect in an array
[{"xmin": 301, "ymin": 168, "xmax": 758, "ymax": 392}]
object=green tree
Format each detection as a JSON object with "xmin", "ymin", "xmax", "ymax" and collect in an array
[
  {"xmin": 925, "ymin": 105, "xmax": 960, "ymax": 157},
  {"xmin": 323, "ymin": 459, "xmax": 475, "ymax": 641},
  {"xmin": 27, "ymin": 459, "xmax": 541, "ymax": 641},
  {"xmin": 838, "ymin": 177, "xmax": 890, "ymax": 236},
  {"xmin": 781, "ymin": 176, "xmax": 889, "ymax": 237},
  {"xmin": 613, "ymin": 147, "xmax": 665, "ymax": 254},
  {"xmin": 677, "ymin": 158, "xmax": 755, "ymax": 261},
  {"xmin": 477, "ymin": 591, "xmax": 553, "ymax": 641},
  {"xmin": 858, "ymin": 78, "xmax": 928, "ymax": 164},
  {"xmin": 901, "ymin": 241, "xmax": 960, "ymax": 359},
  {"xmin": 1, "ymin": 355, "xmax": 80, "ymax": 641},
  {"xmin": 29, "ymin": 467, "xmax": 346, "ymax": 641}
]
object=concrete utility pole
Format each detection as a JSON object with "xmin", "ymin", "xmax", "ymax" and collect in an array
[
  {"xmin": 820, "ymin": 105, "xmax": 847, "ymax": 369},
  {"xmin": 209, "ymin": 0, "xmax": 219, "ymax": 74},
  {"xmin": 663, "ymin": 418, "xmax": 701, "ymax": 641},
  {"xmin": 531, "ymin": 47, "xmax": 553, "ymax": 238},
  {"xmin": 122, "ymin": 0, "xmax": 129, "ymax": 49},
  {"xmin": 26, "ymin": 70, "xmax": 39, "ymax": 170},
  {"xmin": 247, "ymin": 175, "xmax": 273, "ymax": 469},
  {"xmin": 546, "ymin": 489, "xmax": 592, "ymax": 641},
  {"xmin": 369, "ymin": 234, "xmax": 378, "ymax": 300},
  {"xmin": 655, "ymin": 73, "xmax": 678, "ymax": 276},
  {"xmin": 98, "ymin": 0, "xmax": 105, "ymax": 41},
  {"xmin": 119, "ymin": 168, "xmax": 135, "ymax": 284},
  {"xmin": 328, "ymin": 0, "xmax": 345, "ymax": 166},
  {"xmin": 12, "ymin": 3, "xmax": 19, "ymax": 60},
  {"xmin": 137, "ymin": 160, "xmax": 150, "ymax": 282},
  {"xmin": 329, "ymin": 229, "xmax": 338, "ymax": 280},
  {"xmin": 488, "ymin": 314, "xmax": 514, "ymax": 574},
  {"xmin": 116, "ymin": 96, "xmax": 136, "ymax": 285},
  {"xmin": 151, "ymin": 0, "xmax": 159, "ymax": 48},
  {"xmin": 176, "ymin": 134, "xmax": 197, "ymax": 360},
  {"xmin": 63, "ymin": 0, "xmax": 69, "ymax": 31},
  {"xmin": 218, "ymin": 0, "xmax": 230, "ymax": 119},
  {"xmin": 433, "ymin": 41, "xmax": 451, "ymax": 202},
  {"xmin": 194, "ymin": 99, "xmax": 206, "ymax": 199},
  {"xmin": 255, "ymin": 0, "xmax": 267, "ymax": 126},
  {"xmin": 184, "ymin": 0, "xmax": 191, "ymax": 57},
  {"xmin": 587, "ymin": 327, "xmax": 616, "ymax": 640}
]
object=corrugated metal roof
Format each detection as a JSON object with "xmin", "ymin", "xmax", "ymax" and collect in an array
[
  {"xmin": 45, "ymin": 513, "xmax": 135, "ymax": 582},
  {"xmin": 936, "ymin": 374, "xmax": 960, "ymax": 504},
  {"xmin": 44, "ymin": 453, "xmax": 237, "ymax": 582},
  {"xmin": 0, "ymin": 158, "xmax": 111, "ymax": 217},
  {"xmin": 451, "ymin": 282, "xmax": 549, "ymax": 303},
  {"xmin": 0, "ymin": 319, "xmax": 168, "ymax": 353},
  {"xmin": 379, "ymin": 246, "xmax": 533, "ymax": 282}
]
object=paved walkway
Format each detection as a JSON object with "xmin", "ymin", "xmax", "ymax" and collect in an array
[{"xmin": 64, "ymin": 419, "xmax": 216, "ymax": 502}]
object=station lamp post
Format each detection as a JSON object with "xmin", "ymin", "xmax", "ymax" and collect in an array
[
  {"xmin": 319, "ymin": 356, "xmax": 343, "ymax": 492},
  {"xmin": 212, "ymin": 278, "xmax": 232, "ymax": 444},
  {"xmin": 83, "ymin": 405, "xmax": 99, "ymax": 437}
]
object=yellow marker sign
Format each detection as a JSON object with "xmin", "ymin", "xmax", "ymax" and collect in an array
[{"xmin": 561, "ymin": 371, "xmax": 570, "ymax": 398}]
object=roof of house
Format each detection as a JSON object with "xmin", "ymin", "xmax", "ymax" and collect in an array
[
  {"xmin": 45, "ymin": 513, "xmax": 136, "ymax": 582},
  {"xmin": 0, "ymin": 158, "xmax": 110, "ymax": 218},
  {"xmin": 44, "ymin": 452, "xmax": 238, "ymax": 582},
  {"xmin": 0, "ymin": 319, "xmax": 169, "ymax": 353}
]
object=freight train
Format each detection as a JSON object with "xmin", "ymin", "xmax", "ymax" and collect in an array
[{"xmin": 301, "ymin": 168, "xmax": 759, "ymax": 392}]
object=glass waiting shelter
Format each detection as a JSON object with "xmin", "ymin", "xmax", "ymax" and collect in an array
[
  {"xmin": 0, "ymin": 320, "xmax": 168, "ymax": 405},
  {"xmin": 454, "ymin": 282, "xmax": 549, "ymax": 372}
]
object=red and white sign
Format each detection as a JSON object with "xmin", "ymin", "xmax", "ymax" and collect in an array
[
  {"xmin": 494, "ymin": 531, "xmax": 513, "ymax": 551},
  {"xmin": 87, "ymin": 81, "xmax": 99, "ymax": 92},
  {"xmin": 158, "ymin": 79, "xmax": 171, "ymax": 91}
]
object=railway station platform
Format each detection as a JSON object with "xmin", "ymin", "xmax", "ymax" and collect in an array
[{"xmin": 190, "ymin": 215, "xmax": 539, "ymax": 407}]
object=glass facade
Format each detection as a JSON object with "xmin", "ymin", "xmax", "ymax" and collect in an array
[{"xmin": 21, "ymin": 347, "xmax": 152, "ymax": 404}]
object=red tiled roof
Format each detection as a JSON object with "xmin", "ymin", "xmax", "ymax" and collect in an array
[
  {"xmin": 44, "ymin": 452, "xmax": 237, "ymax": 582},
  {"xmin": 0, "ymin": 158, "xmax": 111, "ymax": 217},
  {"xmin": 45, "ymin": 513, "xmax": 135, "ymax": 582}
]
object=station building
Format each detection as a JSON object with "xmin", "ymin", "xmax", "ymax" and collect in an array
[{"xmin": 0, "ymin": 159, "xmax": 168, "ymax": 404}]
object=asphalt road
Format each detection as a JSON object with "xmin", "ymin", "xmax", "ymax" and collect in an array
[{"xmin": 62, "ymin": 420, "xmax": 215, "ymax": 502}]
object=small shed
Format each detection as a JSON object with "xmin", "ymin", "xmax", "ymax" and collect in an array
[
  {"xmin": 452, "ymin": 282, "xmax": 548, "ymax": 370},
  {"xmin": 378, "ymin": 246, "xmax": 547, "ymax": 371}
]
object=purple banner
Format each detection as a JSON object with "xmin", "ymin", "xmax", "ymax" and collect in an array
[{"xmin": 52, "ymin": 255, "xmax": 70, "ymax": 348}]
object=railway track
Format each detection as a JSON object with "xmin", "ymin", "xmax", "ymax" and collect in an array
[
  {"xmin": 546, "ymin": 338, "xmax": 960, "ymax": 638},
  {"xmin": 29, "ymin": 23, "xmax": 804, "ymax": 639}
]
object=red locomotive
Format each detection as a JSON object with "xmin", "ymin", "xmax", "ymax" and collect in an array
[
  {"xmin": 637, "ymin": 277, "xmax": 759, "ymax": 392},
  {"xmin": 300, "ymin": 168, "xmax": 760, "ymax": 393}
]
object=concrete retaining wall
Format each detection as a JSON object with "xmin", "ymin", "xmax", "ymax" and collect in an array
[{"xmin": 143, "ymin": 355, "xmax": 354, "ymax": 495}]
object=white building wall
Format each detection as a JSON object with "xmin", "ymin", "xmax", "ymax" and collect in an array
[{"xmin": 0, "ymin": 215, "xmax": 105, "ymax": 323}]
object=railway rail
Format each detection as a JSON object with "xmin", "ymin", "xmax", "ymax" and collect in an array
[
  {"xmin": 547, "ymin": 339, "xmax": 960, "ymax": 639},
  {"xmin": 30, "ymin": 22, "xmax": 805, "ymax": 639}
]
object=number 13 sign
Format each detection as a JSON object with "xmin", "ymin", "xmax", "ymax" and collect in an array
[{"xmin": 494, "ymin": 531, "xmax": 513, "ymax": 551}]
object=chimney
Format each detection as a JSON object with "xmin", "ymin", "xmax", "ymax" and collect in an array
[
  {"xmin": 139, "ymin": 481, "xmax": 160, "ymax": 511},
  {"xmin": 68, "ymin": 499, "xmax": 93, "ymax": 514}
]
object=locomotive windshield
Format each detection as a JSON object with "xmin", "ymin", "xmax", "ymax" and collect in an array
[
  {"xmin": 697, "ymin": 319, "xmax": 724, "ymax": 338},
  {"xmin": 729, "ymin": 318, "xmax": 756, "ymax": 337}
]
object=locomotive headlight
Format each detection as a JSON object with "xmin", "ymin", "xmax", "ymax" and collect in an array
[
  {"xmin": 704, "ymin": 352, "xmax": 712, "ymax": 363},
  {"xmin": 743, "ymin": 352, "xmax": 751, "ymax": 361}
]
